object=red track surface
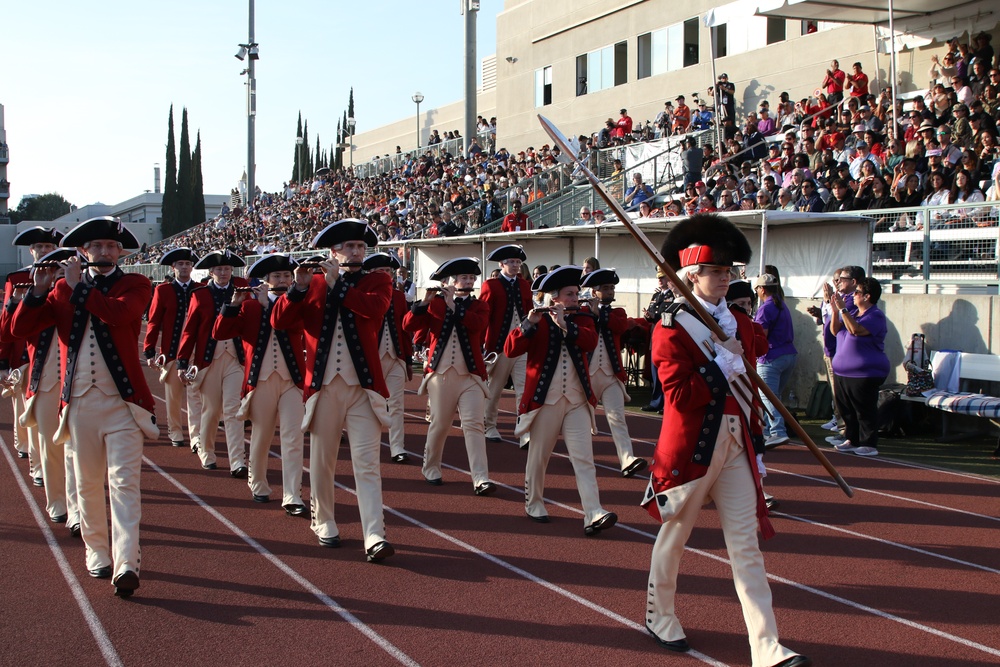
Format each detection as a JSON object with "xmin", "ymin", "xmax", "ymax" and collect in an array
[{"xmin": 2, "ymin": 356, "xmax": 999, "ymax": 667}]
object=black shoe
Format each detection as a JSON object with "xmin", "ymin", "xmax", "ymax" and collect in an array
[
  {"xmin": 584, "ymin": 512, "xmax": 618, "ymax": 536},
  {"xmin": 69, "ymin": 524, "xmax": 81, "ymax": 538},
  {"xmin": 646, "ymin": 626, "xmax": 690, "ymax": 653},
  {"xmin": 770, "ymin": 657, "xmax": 811, "ymax": 667},
  {"xmin": 252, "ymin": 494, "xmax": 270, "ymax": 503},
  {"xmin": 113, "ymin": 570, "xmax": 140, "ymax": 598},
  {"xmin": 230, "ymin": 466, "xmax": 249, "ymax": 479},
  {"xmin": 425, "ymin": 476, "xmax": 444, "ymax": 486},
  {"xmin": 89, "ymin": 565, "xmax": 113, "ymax": 579},
  {"xmin": 474, "ymin": 481, "xmax": 497, "ymax": 496},
  {"xmin": 32, "ymin": 477, "xmax": 44, "ymax": 487},
  {"xmin": 640, "ymin": 404, "xmax": 661, "ymax": 412},
  {"xmin": 171, "ymin": 440, "xmax": 185, "ymax": 448},
  {"xmin": 526, "ymin": 512, "xmax": 550, "ymax": 523},
  {"xmin": 201, "ymin": 462, "xmax": 217, "ymax": 470},
  {"xmin": 318, "ymin": 535, "xmax": 341, "ymax": 548},
  {"xmin": 622, "ymin": 458, "xmax": 648, "ymax": 478},
  {"xmin": 16, "ymin": 451, "xmax": 27, "ymax": 459},
  {"xmin": 283, "ymin": 504, "xmax": 308, "ymax": 517},
  {"xmin": 391, "ymin": 453, "xmax": 409, "ymax": 464},
  {"xmin": 366, "ymin": 540, "xmax": 394, "ymax": 563},
  {"xmin": 191, "ymin": 443, "xmax": 198, "ymax": 454},
  {"xmin": 519, "ymin": 439, "xmax": 529, "ymax": 451},
  {"xmin": 52, "ymin": 514, "xmax": 68, "ymax": 524},
  {"xmin": 765, "ymin": 495, "xmax": 779, "ymax": 511},
  {"xmin": 485, "ymin": 435, "xmax": 503, "ymax": 443}
]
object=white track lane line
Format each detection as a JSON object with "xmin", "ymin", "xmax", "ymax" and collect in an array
[
  {"xmin": 390, "ymin": 414, "xmax": 1000, "ymax": 657},
  {"xmin": 149, "ymin": 396, "xmax": 419, "ymax": 667},
  {"xmin": 1, "ymin": 436, "xmax": 124, "ymax": 667}
]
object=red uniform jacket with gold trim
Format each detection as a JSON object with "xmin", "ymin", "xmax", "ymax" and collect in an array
[
  {"xmin": 10, "ymin": 272, "xmax": 155, "ymax": 414},
  {"xmin": 383, "ymin": 288, "xmax": 414, "ymax": 362},
  {"xmin": 504, "ymin": 312, "xmax": 599, "ymax": 415},
  {"xmin": 0, "ymin": 270, "xmax": 31, "ymax": 373},
  {"xmin": 402, "ymin": 295, "xmax": 489, "ymax": 380},
  {"xmin": 585, "ymin": 303, "xmax": 640, "ymax": 384},
  {"xmin": 481, "ymin": 275, "xmax": 533, "ymax": 354},
  {"xmin": 271, "ymin": 270, "xmax": 391, "ymax": 401},
  {"xmin": 144, "ymin": 280, "xmax": 194, "ymax": 362},
  {"xmin": 176, "ymin": 277, "xmax": 249, "ymax": 371},
  {"xmin": 212, "ymin": 298, "xmax": 306, "ymax": 396}
]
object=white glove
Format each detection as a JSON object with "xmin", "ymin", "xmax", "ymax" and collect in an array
[
  {"xmin": 756, "ymin": 453, "xmax": 767, "ymax": 478},
  {"xmin": 713, "ymin": 345, "xmax": 747, "ymax": 381}
]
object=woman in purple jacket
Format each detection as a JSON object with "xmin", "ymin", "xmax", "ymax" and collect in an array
[
  {"xmin": 830, "ymin": 277, "xmax": 889, "ymax": 456},
  {"xmin": 754, "ymin": 273, "xmax": 797, "ymax": 447}
]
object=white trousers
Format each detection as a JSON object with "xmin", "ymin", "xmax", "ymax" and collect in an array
[
  {"xmin": 162, "ymin": 365, "xmax": 193, "ymax": 444},
  {"xmin": 65, "ymin": 389, "xmax": 143, "ymax": 580},
  {"xmin": 591, "ymin": 370, "xmax": 640, "ymax": 471},
  {"xmin": 309, "ymin": 376, "xmax": 386, "ymax": 550},
  {"xmin": 424, "ymin": 368, "xmax": 490, "ymax": 488},
  {"xmin": 31, "ymin": 386, "xmax": 79, "ymax": 523},
  {"xmin": 380, "ymin": 355, "xmax": 407, "ymax": 458},
  {"xmin": 484, "ymin": 351, "xmax": 526, "ymax": 432},
  {"xmin": 246, "ymin": 375, "xmax": 304, "ymax": 506},
  {"xmin": 195, "ymin": 354, "xmax": 245, "ymax": 470},
  {"xmin": 646, "ymin": 416, "xmax": 796, "ymax": 667}
]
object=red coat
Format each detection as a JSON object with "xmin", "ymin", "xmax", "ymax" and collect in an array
[
  {"xmin": 645, "ymin": 303, "xmax": 770, "ymax": 533},
  {"xmin": 480, "ymin": 275, "xmax": 533, "ymax": 354},
  {"xmin": 504, "ymin": 313, "xmax": 598, "ymax": 415},
  {"xmin": 402, "ymin": 295, "xmax": 489, "ymax": 380},
  {"xmin": 176, "ymin": 278, "xmax": 249, "ymax": 370},
  {"xmin": 0, "ymin": 270, "xmax": 31, "ymax": 372},
  {"xmin": 500, "ymin": 212, "xmax": 530, "ymax": 233},
  {"xmin": 212, "ymin": 298, "xmax": 306, "ymax": 396},
  {"xmin": 271, "ymin": 271, "xmax": 391, "ymax": 401},
  {"xmin": 586, "ymin": 304, "xmax": 638, "ymax": 384},
  {"xmin": 10, "ymin": 271, "xmax": 154, "ymax": 414},
  {"xmin": 144, "ymin": 280, "xmax": 193, "ymax": 362},
  {"xmin": 382, "ymin": 289, "xmax": 414, "ymax": 362}
]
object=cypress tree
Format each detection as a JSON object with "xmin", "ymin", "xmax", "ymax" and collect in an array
[
  {"xmin": 302, "ymin": 121, "xmax": 312, "ymax": 176},
  {"xmin": 348, "ymin": 88, "xmax": 355, "ymax": 120},
  {"xmin": 191, "ymin": 131, "xmax": 206, "ymax": 226},
  {"xmin": 314, "ymin": 135, "xmax": 321, "ymax": 174},
  {"xmin": 292, "ymin": 112, "xmax": 302, "ymax": 182},
  {"xmin": 162, "ymin": 105, "xmax": 179, "ymax": 236},
  {"xmin": 177, "ymin": 108, "xmax": 193, "ymax": 230},
  {"xmin": 334, "ymin": 119, "xmax": 342, "ymax": 170}
]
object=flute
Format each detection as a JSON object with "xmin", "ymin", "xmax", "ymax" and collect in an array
[
  {"xmin": 235, "ymin": 286, "xmax": 290, "ymax": 293},
  {"xmin": 12, "ymin": 283, "xmax": 33, "ymax": 289},
  {"xmin": 533, "ymin": 305, "xmax": 583, "ymax": 314},
  {"xmin": 33, "ymin": 260, "xmax": 115, "ymax": 269},
  {"xmin": 426, "ymin": 287, "xmax": 475, "ymax": 294},
  {"xmin": 296, "ymin": 261, "xmax": 364, "ymax": 268}
]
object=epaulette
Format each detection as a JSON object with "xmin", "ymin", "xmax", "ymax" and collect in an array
[{"xmin": 660, "ymin": 301, "xmax": 689, "ymax": 328}]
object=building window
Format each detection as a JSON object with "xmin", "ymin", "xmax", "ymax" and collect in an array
[
  {"xmin": 534, "ymin": 65, "xmax": 552, "ymax": 107},
  {"xmin": 637, "ymin": 18, "xmax": 699, "ymax": 80},
  {"xmin": 575, "ymin": 40, "xmax": 627, "ymax": 96},
  {"xmin": 713, "ymin": 25, "xmax": 728, "ymax": 59},
  {"xmin": 766, "ymin": 17, "xmax": 786, "ymax": 45}
]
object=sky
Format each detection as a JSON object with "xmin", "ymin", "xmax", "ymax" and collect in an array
[{"xmin": 1, "ymin": 0, "xmax": 504, "ymax": 211}]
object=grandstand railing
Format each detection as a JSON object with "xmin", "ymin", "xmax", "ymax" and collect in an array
[{"xmin": 353, "ymin": 130, "xmax": 494, "ymax": 180}]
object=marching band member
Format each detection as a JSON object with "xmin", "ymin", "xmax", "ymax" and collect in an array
[
  {"xmin": 12, "ymin": 217, "xmax": 157, "ymax": 598},
  {"xmin": 402, "ymin": 257, "xmax": 496, "ymax": 495},
  {"xmin": 580, "ymin": 268, "xmax": 649, "ymax": 478},
  {"xmin": 482, "ymin": 245, "xmax": 533, "ymax": 446},
  {"xmin": 2, "ymin": 229, "xmax": 77, "ymax": 529},
  {"xmin": 641, "ymin": 215, "xmax": 809, "ymax": 667},
  {"xmin": 176, "ymin": 250, "xmax": 249, "ymax": 475},
  {"xmin": 504, "ymin": 265, "xmax": 617, "ymax": 534},
  {"xmin": 143, "ymin": 248, "xmax": 200, "ymax": 451},
  {"xmin": 213, "ymin": 254, "xmax": 307, "ymax": 515},
  {"xmin": 363, "ymin": 252, "xmax": 413, "ymax": 464},
  {"xmin": 271, "ymin": 219, "xmax": 394, "ymax": 562}
]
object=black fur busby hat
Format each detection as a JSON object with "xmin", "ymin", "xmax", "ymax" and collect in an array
[{"xmin": 660, "ymin": 214, "xmax": 752, "ymax": 271}]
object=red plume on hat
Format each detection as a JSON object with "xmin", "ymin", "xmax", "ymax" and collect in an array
[{"xmin": 660, "ymin": 214, "xmax": 752, "ymax": 271}]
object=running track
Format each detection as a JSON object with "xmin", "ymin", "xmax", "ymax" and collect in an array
[{"xmin": 1, "ymin": 356, "xmax": 998, "ymax": 666}]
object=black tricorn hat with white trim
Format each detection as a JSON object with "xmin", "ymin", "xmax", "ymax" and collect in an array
[
  {"xmin": 311, "ymin": 218, "xmax": 378, "ymax": 248},
  {"xmin": 362, "ymin": 252, "xmax": 401, "ymax": 271},
  {"xmin": 537, "ymin": 265, "xmax": 584, "ymax": 293},
  {"xmin": 195, "ymin": 248, "xmax": 246, "ymax": 269},
  {"xmin": 580, "ymin": 268, "xmax": 619, "ymax": 288},
  {"xmin": 36, "ymin": 248, "xmax": 78, "ymax": 264},
  {"xmin": 429, "ymin": 257, "xmax": 481, "ymax": 281},
  {"xmin": 158, "ymin": 247, "xmax": 199, "ymax": 266},
  {"xmin": 247, "ymin": 253, "xmax": 298, "ymax": 279},
  {"xmin": 487, "ymin": 244, "xmax": 527, "ymax": 262},
  {"xmin": 61, "ymin": 217, "xmax": 140, "ymax": 249},
  {"xmin": 13, "ymin": 226, "xmax": 63, "ymax": 247}
]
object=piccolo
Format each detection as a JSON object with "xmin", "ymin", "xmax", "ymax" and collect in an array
[
  {"xmin": 235, "ymin": 286, "xmax": 290, "ymax": 293},
  {"xmin": 296, "ymin": 261, "xmax": 364, "ymax": 268},
  {"xmin": 533, "ymin": 305, "xmax": 583, "ymax": 313},
  {"xmin": 33, "ymin": 260, "xmax": 115, "ymax": 268},
  {"xmin": 13, "ymin": 283, "xmax": 33, "ymax": 289},
  {"xmin": 427, "ymin": 287, "xmax": 475, "ymax": 294}
]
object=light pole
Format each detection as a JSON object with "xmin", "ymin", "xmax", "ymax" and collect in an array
[
  {"xmin": 235, "ymin": 0, "xmax": 259, "ymax": 207},
  {"xmin": 347, "ymin": 116, "xmax": 356, "ymax": 169},
  {"xmin": 411, "ymin": 92, "xmax": 424, "ymax": 151},
  {"xmin": 295, "ymin": 135, "xmax": 304, "ymax": 184}
]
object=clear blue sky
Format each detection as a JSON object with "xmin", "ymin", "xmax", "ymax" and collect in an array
[{"xmin": 2, "ymin": 0, "xmax": 503, "ymax": 211}]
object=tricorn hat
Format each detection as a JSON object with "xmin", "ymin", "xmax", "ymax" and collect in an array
[
  {"xmin": 36, "ymin": 248, "xmax": 78, "ymax": 264},
  {"xmin": 247, "ymin": 253, "xmax": 298, "ymax": 279},
  {"xmin": 311, "ymin": 218, "xmax": 378, "ymax": 248},
  {"xmin": 580, "ymin": 268, "xmax": 620, "ymax": 288},
  {"xmin": 537, "ymin": 265, "xmax": 583, "ymax": 293},
  {"xmin": 362, "ymin": 252, "xmax": 401, "ymax": 271},
  {"xmin": 726, "ymin": 279, "xmax": 754, "ymax": 301},
  {"xmin": 61, "ymin": 217, "xmax": 140, "ymax": 249},
  {"xmin": 429, "ymin": 257, "xmax": 481, "ymax": 281},
  {"xmin": 13, "ymin": 226, "xmax": 63, "ymax": 247},
  {"xmin": 158, "ymin": 247, "xmax": 199, "ymax": 266},
  {"xmin": 195, "ymin": 249, "xmax": 246, "ymax": 269},
  {"xmin": 486, "ymin": 244, "xmax": 527, "ymax": 262},
  {"xmin": 661, "ymin": 214, "xmax": 752, "ymax": 270}
]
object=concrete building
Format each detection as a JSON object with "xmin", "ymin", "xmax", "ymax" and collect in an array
[
  {"xmin": 352, "ymin": 0, "xmax": 997, "ymax": 162},
  {"xmin": 0, "ymin": 104, "xmax": 9, "ymax": 222}
]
